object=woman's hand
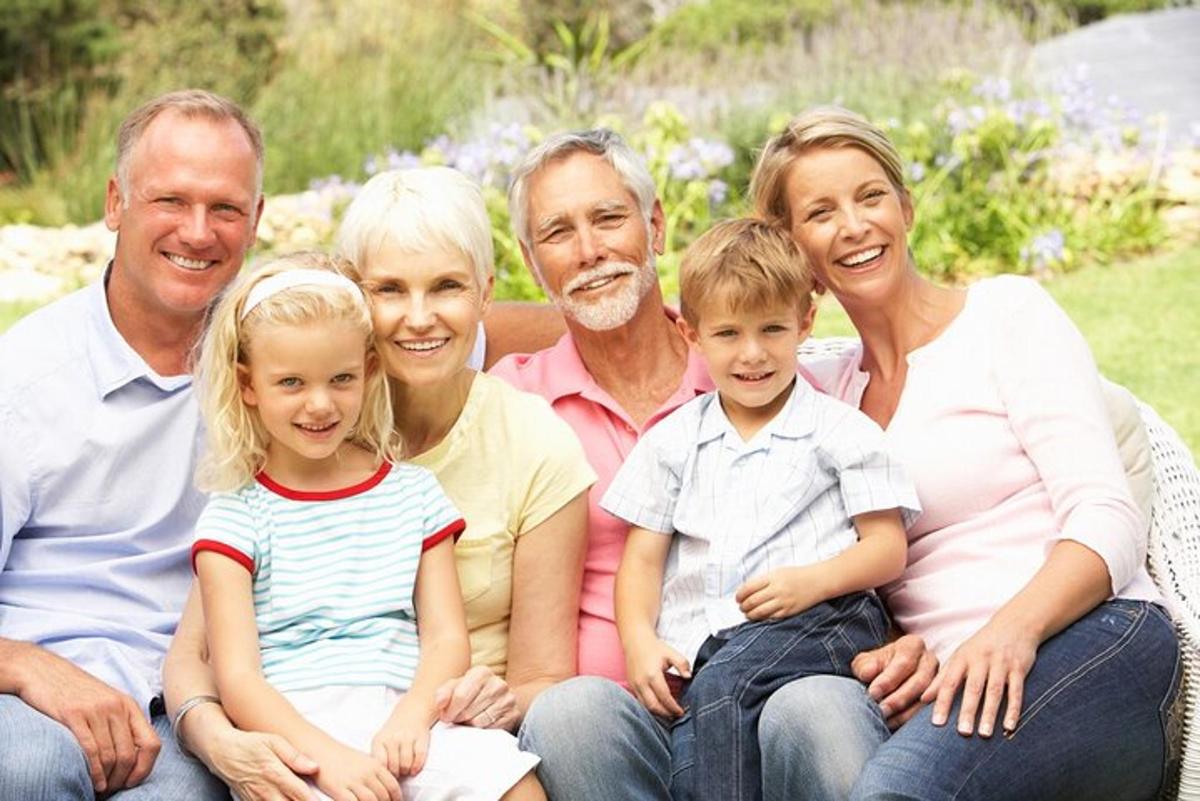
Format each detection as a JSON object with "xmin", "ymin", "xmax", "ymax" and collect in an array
[
  {"xmin": 850, "ymin": 634, "xmax": 939, "ymax": 729},
  {"xmin": 313, "ymin": 742, "xmax": 401, "ymax": 801},
  {"xmin": 206, "ymin": 726, "xmax": 319, "ymax": 801},
  {"xmin": 434, "ymin": 665, "xmax": 519, "ymax": 731},
  {"xmin": 373, "ymin": 701, "xmax": 433, "ymax": 777},
  {"xmin": 921, "ymin": 617, "xmax": 1038, "ymax": 738}
]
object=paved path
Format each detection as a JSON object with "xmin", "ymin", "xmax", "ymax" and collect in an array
[{"xmin": 1033, "ymin": 7, "xmax": 1200, "ymax": 144}]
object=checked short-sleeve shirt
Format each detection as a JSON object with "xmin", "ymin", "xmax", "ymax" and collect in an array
[{"xmin": 601, "ymin": 377, "xmax": 920, "ymax": 664}]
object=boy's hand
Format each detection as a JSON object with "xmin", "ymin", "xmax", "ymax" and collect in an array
[
  {"xmin": 624, "ymin": 634, "xmax": 690, "ymax": 719},
  {"xmin": 372, "ymin": 700, "xmax": 433, "ymax": 778},
  {"xmin": 313, "ymin": 742, "xmax": 401, "ymax": 801},
  {"xmin": 736, "ymin": 566, "xmax": 828, "ymax": 621}
]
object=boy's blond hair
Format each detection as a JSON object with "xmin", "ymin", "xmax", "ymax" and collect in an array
[
  {"xmin": 193, "ymin": 251, "xmax": 397, "ymax": 492},
  {"xmin": 679, "ymin": 218, "xmax": 814, "ymax": 327}
]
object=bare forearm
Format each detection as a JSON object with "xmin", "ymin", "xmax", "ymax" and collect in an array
[
  {"xmin": 162, "ymin": 638, "xmax": 217, "ymax": 717},
  {"xmin": 812, "ymin": 533, "xmax": 906, "ymax": 601},
  {"xmin": 989, "ymin": 539, "xmax": 1111, "ymax": 644},
  {"xmin": 220, "ymin": 673, "xmax": 338, "ymax": 757},
  {"xmin": 402, "ymin": 634, "xmax": 470, "ymax": 725},
  {"xmin": 0, "ymin": 637, "xmax": 35, "ymax": 694}
]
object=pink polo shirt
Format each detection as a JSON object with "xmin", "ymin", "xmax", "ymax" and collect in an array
[{"xmin": 490, "ymin": 313, "xmax": 715, "ymax": 684}]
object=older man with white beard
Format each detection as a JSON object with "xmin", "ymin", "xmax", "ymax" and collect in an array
[{"xmin": 490, "ymin": 130, "xmax": 714, "ymax": 693}]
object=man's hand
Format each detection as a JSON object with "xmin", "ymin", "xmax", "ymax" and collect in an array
[
  {"xmin": 434, "ymin": 665, "xmax": 520, "ymax": 732},
  {"xmin": 201, "ymin": 724, "xmax": 319, "ymax": 801},
  {"xmin": 850, "ymin": 634, "xmax": 938, "ymax": 729},
  {"xmin": 11, "ymin": 643, "xmax": 159, "ymax": 794}
]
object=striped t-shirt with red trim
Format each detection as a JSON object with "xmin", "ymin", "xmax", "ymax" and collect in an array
[{"xmin": 193, "ymin": 461, "xmax": 464, "ymax": 693}]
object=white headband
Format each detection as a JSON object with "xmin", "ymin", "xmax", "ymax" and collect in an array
[{"xmin": 240, "ymin": 269, "xmax": 366, "ymax": 321}]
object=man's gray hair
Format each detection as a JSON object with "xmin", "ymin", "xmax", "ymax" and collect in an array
[
  {"xmin": 116, "ymin": 89, "xmax": 264, "ymax": 204},
  {"xmin": 507, "ymin": 128, "xmax": 657, "ymax": 248}
]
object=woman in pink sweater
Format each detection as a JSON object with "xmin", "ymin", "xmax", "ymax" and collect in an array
[{"xmin": 750, "ymin": 106, "xmax": 1180, "ymax": 801}]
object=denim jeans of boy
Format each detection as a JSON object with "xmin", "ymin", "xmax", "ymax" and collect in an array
[{"xmin": 670, "ymin": 591, "xmax": 890, "ymax": 801}]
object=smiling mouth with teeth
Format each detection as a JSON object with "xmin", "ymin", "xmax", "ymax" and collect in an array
[
  {"xmin": 838, "ymin": 246, "xmax": 884, "ymax": 268},
  {"xmin": 399, "ymin": 339, "xmax": 448, "ymax": 352},
  {"xmin": 734, "ymin": 371, "xmax": 774, "ymax": 382},
  {"xmin": 296, "ymin": 421, "xmax": 338, "ymax": 433},
  {"xmin": 165, "ymin": 252, "xmax": 214, "ymax": 270}
]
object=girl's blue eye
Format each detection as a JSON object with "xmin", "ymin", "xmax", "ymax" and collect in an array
[{"xmin": 279, "ymin": 377, "xmax": 301, "ymax": 387}]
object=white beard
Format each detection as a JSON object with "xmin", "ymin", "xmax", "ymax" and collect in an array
[{"xmin": 545, "ymin": 251, "xmax": 658, "ymax": 332}]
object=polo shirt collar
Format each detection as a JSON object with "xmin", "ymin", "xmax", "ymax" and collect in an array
[
  {"xmin": 536, "ymin": 307, "xmax": 715, "ymax": 407},
  {"xmin": 85, "ymin": 266, "xmax": 192, "ymax": 398},
  {"xmin": 695, "ymin": 373, "xmax": 817, "ymax": 447}
]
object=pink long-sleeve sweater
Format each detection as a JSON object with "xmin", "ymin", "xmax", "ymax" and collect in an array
[{"xmin": 804, "ymin": 275, "xmax": 1161, "ymax": 662}]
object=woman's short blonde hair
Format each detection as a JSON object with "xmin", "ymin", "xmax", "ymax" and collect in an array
[
  {"xmin": 193, "ymin": 251, "xmax": 396, "ymax": 492},
  {"xmin": 679, "ymin": 218, "xmax": 814, "ymax": 327},
  {"xmin": 334, "ymin": 166, "xmax": 494, "ymax": 288},
  {"xmin": 751, "ymin": 106, "xmax": 907, "ymax": 229}
]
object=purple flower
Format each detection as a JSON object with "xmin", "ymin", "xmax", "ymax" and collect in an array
[
  {"xmin": 707, "ymin": 179, "xmax": 728, "ymax": 208},
  {"xmin": 1022, "ymin": 228, "xmax": 1066, "ymax": 273},
  {"xmin": 974, "ymin": 76, "xmax": 1012, "ymax": 103},
  {"xmin": 909, "ymin": 162, "xmax": 926, "ymax": 183},
  {"xmin": 668, "ymin": 137, "xmax": 735, "ymax": 181}
]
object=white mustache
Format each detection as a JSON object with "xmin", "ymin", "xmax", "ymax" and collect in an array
[{"xmin": 563, "ymin": 262, "xmax": 639, "ymax": 294}]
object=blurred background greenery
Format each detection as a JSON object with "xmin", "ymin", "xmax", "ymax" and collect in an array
[{"xmin": 1, "ymin": 0, "xmax": 1197, "ymax": 451}]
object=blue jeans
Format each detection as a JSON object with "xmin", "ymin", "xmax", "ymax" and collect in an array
[
  {"xmin": 776, "ymin": 599, "xmax": 1181, "ymax": 801},
  {"xmin": 671, "ymin": 592, "xmax": 889, "ymax": 801},
  {"xmin": 0, "ymin": 694, "xmax": 230, "ymax": 800},
  {"xmin": 519, "ymin": 606, "xmax": 891, "ymax": 801}
]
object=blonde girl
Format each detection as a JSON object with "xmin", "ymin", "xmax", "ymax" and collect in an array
[{"xmin": 186, "ymin": 251, "xmax": 541, "ymax": 801}]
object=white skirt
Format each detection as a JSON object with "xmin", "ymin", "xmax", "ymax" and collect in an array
[{"xmin": 276, "ymin": 684, "xmax": 540, "ymax": 801}]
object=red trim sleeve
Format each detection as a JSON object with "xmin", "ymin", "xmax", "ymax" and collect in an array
[
  {"xmin": 192, "ymin": 539, "xmax": 255, "ymax": 574},
  {"xmin": 422, "ymin": 519, "xmax": 466, "ymax": 552}
]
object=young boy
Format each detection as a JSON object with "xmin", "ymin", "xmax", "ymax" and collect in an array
[{"xmin": 602, "ymin": 219, "xmax": 921, "ymax": 801}]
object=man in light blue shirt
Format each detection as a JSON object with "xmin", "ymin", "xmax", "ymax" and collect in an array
[{"xmin": 0, "ymin": 89, "xmax": 279, "ymax": 800}]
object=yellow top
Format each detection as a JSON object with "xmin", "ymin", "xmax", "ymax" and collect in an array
[{"xmin": 409, "ymin": 372, "xmax": 596, "ymax": 676}]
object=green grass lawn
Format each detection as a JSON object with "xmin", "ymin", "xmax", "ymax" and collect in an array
[
  {"xmin": 812, "ymin": 246, "xmax": 1200, "ymax": 457},
  {"xmin": 3, "ymin": 246, "xmax": 1197, "ymax": 455}
]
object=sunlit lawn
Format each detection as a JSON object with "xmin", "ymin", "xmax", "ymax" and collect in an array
[{"xmin": 812, "ymin": 245, "xmax": 1200, "ymax": 457}]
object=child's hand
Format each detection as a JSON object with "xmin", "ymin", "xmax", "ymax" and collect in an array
[
  {"xmin": 736, "ymin": 565, "xmax": 829, "ymax": 621},
  {"xmin": 372, "ymin": 702, "xmax": 433, "ymax": 778},
  {"xmin": 313, "ymin": 742, "xmax": 401, "ymax": 801},
  {"xmin": 624, "ymin": 634, "xmax": 691, "ymax": 719}
]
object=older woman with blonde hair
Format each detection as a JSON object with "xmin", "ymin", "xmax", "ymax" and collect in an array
[
  {"xmin": 750, "ymin": 106, "xmax": 1179, "ymax": 800},
  {"xmin": 330, "ymin": 166, "xmax": 594, "ymax": 733}
]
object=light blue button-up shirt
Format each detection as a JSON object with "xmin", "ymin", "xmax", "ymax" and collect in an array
[
  {"xmin": 601, "ymin": 377, "xmax": 921, "ymax": 665},
  {"xmin": 0, "ymin": 277, "xmax": 203, "ymax": 710}
]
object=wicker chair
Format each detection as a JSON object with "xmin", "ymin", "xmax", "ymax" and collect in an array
[{"xmin": 797, "ymin": 337, "xmax": 1200, "ymax": 801}]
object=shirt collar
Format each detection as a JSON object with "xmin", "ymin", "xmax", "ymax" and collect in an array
[
  {"xmin": 695, "ymin": 374, "xmax": 817, "ymax": 448},
  {"xmin": 536, "ymin": 307, "xmax": 715, "ymax": 406},
  {"xmin": 85, "ymin": 265, "xmax": 192, "ymax": 398}
]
